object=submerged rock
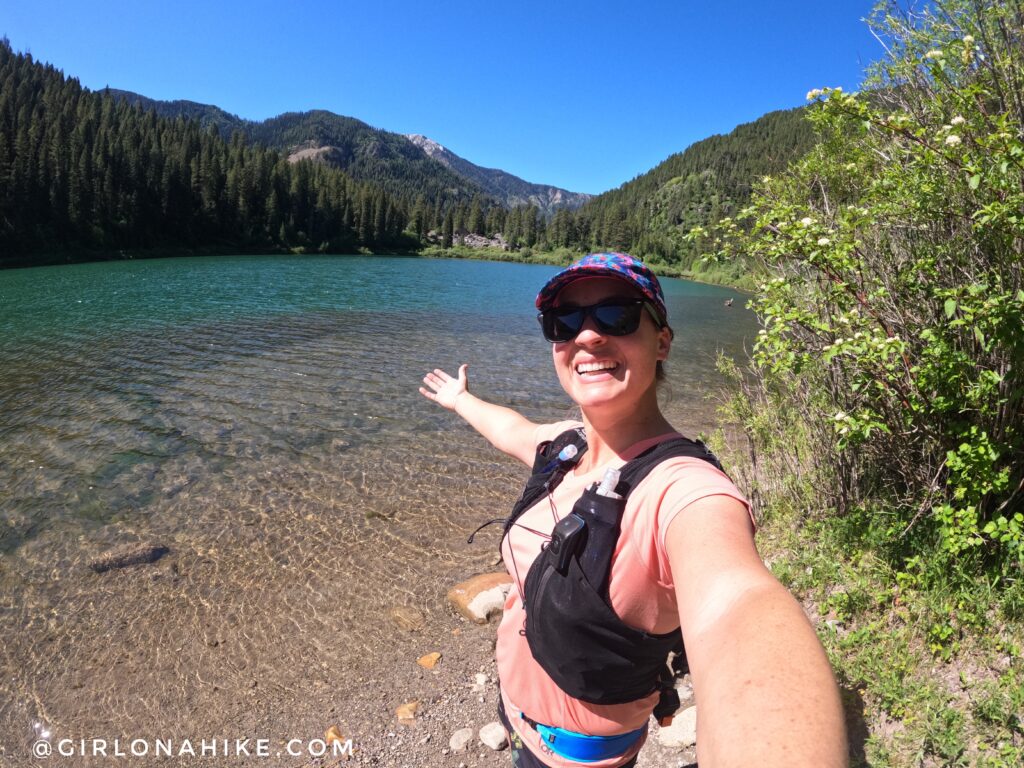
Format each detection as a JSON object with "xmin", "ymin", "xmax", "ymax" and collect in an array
[
  {"xmin": 447, "ymin": 573, "xmax": 512, "ymax": 624},
  {"xmin": 89, "ymin": 543, "xmax": 169, "ymax": 573},
  {"xmin": 389, "ymin": 606, "xmax": 426, "ymax": 632}
]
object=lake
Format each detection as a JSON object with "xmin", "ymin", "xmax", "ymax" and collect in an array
[{"xmin": 0, "ymin": 254, "xmax": 756, "ymax": 760}]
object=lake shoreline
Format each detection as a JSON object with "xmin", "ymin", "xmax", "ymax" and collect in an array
[
  {"xmin": 0, "ymin": 255, "xmax": 753, "ymax": 766},
  {"xmin": 1, "ymin": 243, "xmax": 753, "ymax": 293}
]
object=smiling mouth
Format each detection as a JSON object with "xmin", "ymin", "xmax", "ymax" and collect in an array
[{"xmin": 575, "ymin": 361, "xmax": 619, "ymax": 375}]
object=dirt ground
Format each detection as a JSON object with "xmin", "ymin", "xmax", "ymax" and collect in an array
[{"xmin": 323, "ymin": 606, "xmax": 699, "ymax": 768}]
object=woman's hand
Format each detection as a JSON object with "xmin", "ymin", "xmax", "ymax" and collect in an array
[
  {"xmin": 418, "ymin": 364, "xmax": 537, "ymax": 466},
  {"xmin": 419, "ymin": 365, "xmax": 469, "ymax": 411}
]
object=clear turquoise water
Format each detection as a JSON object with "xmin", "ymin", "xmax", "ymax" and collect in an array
[{"xmin": 0, "ymin": 254, "xmax": 755, "ymax": 760}]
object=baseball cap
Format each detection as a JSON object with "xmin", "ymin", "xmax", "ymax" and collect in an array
[{"xmin": 535, "ymin": 252, "xmax": 669, "ymax": 327}]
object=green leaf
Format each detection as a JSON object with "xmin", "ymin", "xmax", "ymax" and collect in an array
[
  {"xmin": 968, "ymin": 174, "xmax": 981, "ymax": 190},
  {"xmin": 974, "ymin": 326, "xmax": 985, "ymax": 346},
  {"xmin": 944, "ymin": 298, "xmax": 957, "ymax": 318}
]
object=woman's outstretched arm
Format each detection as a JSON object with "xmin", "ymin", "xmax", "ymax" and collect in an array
[
  {"xmin": 419, "ymin": 364, "xmax": 539, "ymax": 466},
  {"xmin": 666, "ymin": 496, "xmax": 848, "ymax": 767}
]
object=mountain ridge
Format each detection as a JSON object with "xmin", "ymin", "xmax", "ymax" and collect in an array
[
  {"xmin": 106, "ymin": 90, "xmax": 589, "ymax": 213},
  {"xmin": 405, "ymin": 134, "xmax": 590, "ymax": 214}
]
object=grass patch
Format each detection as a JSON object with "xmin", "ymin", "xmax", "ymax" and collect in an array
[{"xmin": 724, "ymin": 477, "xmax": 1024, "ymax": 766}]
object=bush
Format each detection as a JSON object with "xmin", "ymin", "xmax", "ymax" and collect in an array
[{"xmin": 724, "ymin": 0, "xmax": 1024, "ymax": 571}]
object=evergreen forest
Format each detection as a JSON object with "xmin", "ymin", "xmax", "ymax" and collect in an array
[{"xmin": 0, "ymin": 36, "xmax": 815, "ymax": 273}]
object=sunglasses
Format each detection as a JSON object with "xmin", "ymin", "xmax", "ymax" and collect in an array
[{"xmin": 538, "ymin": 298, "xmax": 662, "ymax": 343}]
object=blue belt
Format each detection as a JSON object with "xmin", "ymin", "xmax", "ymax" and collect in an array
[{"xmin": 522, "ymin": 714, "xmax": 646, "ymax": 763}]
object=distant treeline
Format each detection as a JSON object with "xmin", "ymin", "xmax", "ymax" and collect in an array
[
  {"xmin": 0, "ymin": 40, "xmax": 418, "ymax": 262},
  {"xmin": 0, "ymin": 36, "xmax": 815, "ymax": 273}
]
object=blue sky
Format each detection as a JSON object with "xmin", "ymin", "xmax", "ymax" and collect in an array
[{"xmin": 1, "ymin": 0, "xmax": 879, "ymax": 195}]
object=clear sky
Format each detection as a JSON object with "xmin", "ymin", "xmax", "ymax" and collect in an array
[{"xmin": 1, "ymin": 0, "xmax": 880, "ymax": 195}]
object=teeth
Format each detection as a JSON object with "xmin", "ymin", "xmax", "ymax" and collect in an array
[{"xmin": 576, "ymin": 361, "xmax": 617, "ymax": 374}]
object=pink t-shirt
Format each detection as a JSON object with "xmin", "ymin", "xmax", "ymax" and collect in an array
[{"xmin": 496, "ymin": 421, "xmax": 750, "ymax": 768}]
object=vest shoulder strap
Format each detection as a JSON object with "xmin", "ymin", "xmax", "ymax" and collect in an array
[
  {"xmin": 615, "ymin": 435, "xmax": 724, "ymax": 497},
  {"xmin": 502, "ymin": 429, "xmax": 724, "ymax": 543},
  {"xmin": 503, "ymin": 427, "xmax": 588, "ymax": 537}
]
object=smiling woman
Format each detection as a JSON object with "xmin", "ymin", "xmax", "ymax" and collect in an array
[{"xmin": 420, "ymin": 252, "xmax": 848, "ymax": 768}]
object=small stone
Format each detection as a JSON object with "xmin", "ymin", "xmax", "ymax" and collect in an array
[
  {"xmin": 389, "ymin": 606, "xmax": 426, "ymax": 632},
  {"xmin": 479, "ymin": 722, "xmax": 508, "ymax": 751},
  {"xmin": 447, "ymin": 573, "xmax": 513, "ymax": 624},
  {"xmin": 657, "ymin": 705, "xmax": 697, "ymax": 748},
  {"xmin": 471, "ymin": 672, "xmax": 488, "ymax": 692},
  {"xmin": 417, "ymin": 652, "xmax": 442, "ymax": 670},
  {"xmin": 396, "ymin": 700, "xmax": 420, "ymax": 724},
  {"xmin": 449, "ymin": 727, "xmax": 473, "ymax": 753},
  {"xmin": 824, "ymin": 619, "xmax": 845, "ymax": 633}
]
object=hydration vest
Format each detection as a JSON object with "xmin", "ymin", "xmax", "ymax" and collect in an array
[{"xmin": 504, "ymin": 428, "xmax": 725, "ymax": 716}]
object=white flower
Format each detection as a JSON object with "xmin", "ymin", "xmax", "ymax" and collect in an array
[
  {"xmin": 806, "ymin": 88, "xmax": 823, "ymax": 100},
  {"xmin": 800, "ymin": 217, "xmax": 813, "ymax": 226},
  {"xmin": 945, "ymin": 134, "xmax": 962, "ymax": 146},
  {"xmin": 962, "ymin": 35, "xmax": 975, "ymax": 45},
  {"xmin": 817, "ymin": 237, "xmax": 831, "ymax": 246},
  {"xmin": 950, "ymin": 115, "xmax": 966, "ymax": 125},
  {"xmin": 833, "ymin": 411, "xmax": 848, "ymax": 421},
  {"xmin": 925, "ymin": 49, "xmax": 945, "ymax": 60}
]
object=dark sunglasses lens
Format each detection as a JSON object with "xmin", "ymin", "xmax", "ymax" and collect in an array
[
  {"xmin": 593, "ymin": 303, "xmax": 642, "ymax": 335},
  {"xmin": 543, "ymin": 308, "xmax": 584, "ymax": 342}
]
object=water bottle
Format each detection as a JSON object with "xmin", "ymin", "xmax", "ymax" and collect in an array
[{"xmin": 572, "ymin": 467, "xmax": 625, "ymax": 597}]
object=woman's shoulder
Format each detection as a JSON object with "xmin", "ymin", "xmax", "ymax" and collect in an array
[
  {"xmin": 639, "ymin": 453, "xmax": 746, "ymax": 504},
  {"xmin": 533, "ymin": 419, "xmax": 585, "ymax": 448}
]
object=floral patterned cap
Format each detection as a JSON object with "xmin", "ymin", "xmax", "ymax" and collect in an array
[{"xmin": 535, "ymin": 252, "xmax": 669, "ymax": 326}]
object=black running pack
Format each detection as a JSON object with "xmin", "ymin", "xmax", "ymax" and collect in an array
[{"xmin": 504, "ymin": 428, "xmax": 725, "ymax": 717}]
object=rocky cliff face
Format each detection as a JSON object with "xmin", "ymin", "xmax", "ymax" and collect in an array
[{"xmin": 406, "ymin": 134, "xmax": 591, "ymax": 215}]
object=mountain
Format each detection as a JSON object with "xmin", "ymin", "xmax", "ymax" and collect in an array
[
  {"xmin": 0, "ymin": 42, "xmax": 417, "ymax": 263},
  {"xmin": 553, "ymin": 106, "xmax": 818, "ymax": 279},
  {"xmin": 406, "ymin": 134, "xmax": 591, "ymax": 215},
  {"xmin": 103, "ymin": 89, "xmax": 245, "ymax": 134},
  {"xmin": 105, "ymin": 91, "xmax": 591, "ymax": 212},
  {"xmin": 106, "ymin": 91, "xmax": 484, "ymax": 204}
]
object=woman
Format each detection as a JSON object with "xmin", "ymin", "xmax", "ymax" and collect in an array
[{"xmin": 420, "ymin": 253, "xmax": 847, "ymax": 767}]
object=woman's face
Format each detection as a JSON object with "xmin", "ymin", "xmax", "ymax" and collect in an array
[{"xmin": 550, "ymin": 277, "xmax": 671, "ymax": 416}]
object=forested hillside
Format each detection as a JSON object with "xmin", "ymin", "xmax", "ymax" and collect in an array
[
  {"xmin": 540, "ymin": 106, "xmax": 817, "ymax": 281},
  {"xmin": 0, "ymin": 40, "xmax": 441, "ymax": 264},
  {"xmin": 108, "ymin": 90, "xmax": 589, "ymax": 213},
  {"xmin": 1, "ymin": 36, "xmax": 818, "ymax": 278}
]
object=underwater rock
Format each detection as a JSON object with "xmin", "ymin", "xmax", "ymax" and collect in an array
[
  {"xmin": 389, "ymin": 606, "xmax": 426, "ymax": 632},
  {"xmin": 89, "ymin": 543, "xmax": 169, "ymax": 573}
]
